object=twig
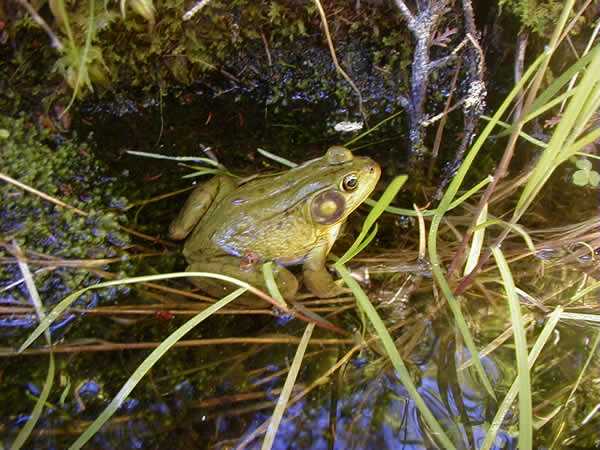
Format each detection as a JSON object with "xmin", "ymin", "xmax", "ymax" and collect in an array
[
  {"xmin": 313, "ymin": 0, "xmax": 366, "ymax": 120},
  {"xmin": 0, "ymin": 337, "xmax": 354, "ymax": 356},
  {"xmin": 260, "ymin": 31, "xmax": 272, "ymax": 66},
  {"xmin": 393, "ymin": 0, "xmax": 416, "ymax": 30},
  {"xmin": 513, "ymin": 32, "xmax": 529, "ymax": 120},
  {"xmin": 182, "ymin": 0, "xmax": 213, "ymax": 21},
  {"xmin": 428, "ymin": 59, "xmax": 462, "ymax": 179},
  {"xmin": 0, "ymin": 171, "xmax": 175, "ymax": 247},
  {"xmin": 447, "ymin": 1, "xmax": 574, "ymax": 283},
  {"xmin": 14, "ymin": 0, "xmax": 63, "ymax": 50}
]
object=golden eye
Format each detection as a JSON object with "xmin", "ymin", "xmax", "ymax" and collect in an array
[{"xmin": 342, "ymin": 174, "xmax": 358, "ymax": 191}]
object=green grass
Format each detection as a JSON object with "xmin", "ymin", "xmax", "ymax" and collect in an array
[
  {"xmin": 261, "ymin": 323, "xmax": 315, "ymax": 450},
  {"xmin": 336, "ymin": 264, "xmax": 456, "ymax": 450},
  {"xmin": 336, "ymin": 175, "xmax": 407, "ymax": 266},
  {"xmin": 68, "ymin": 288, "xmax": 247, "ymax": 450},
  {"xmin": 491, "ymin": 247, "xmax": 532, "ymax": 450},
  {"xmin": 481, "ymin": 306, "xmax": 563, "ymax": 450},
  {"xmin": 19, "ymin": 272, "xmax": 279, "ymax": 352},
  {"xmin": 11, "ymin": 258, "xmax": 55, "ymax": 450}
]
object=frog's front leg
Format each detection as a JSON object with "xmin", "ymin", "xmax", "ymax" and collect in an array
[
  {"xmin": 187, "ymin": 256, "xmax": 299, "ymax": 304},
  {"xmin": 169, "ymin": 175, "xmax": 237, "ymax": 240},
  {"xmin": 302, "ymin": 243, "xmax": 345, "ymax": 298}
]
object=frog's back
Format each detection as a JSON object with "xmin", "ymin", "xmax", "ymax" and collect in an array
[{"xmin": 184, "ymin": 173, "xmax": 324, "ymax": 262}]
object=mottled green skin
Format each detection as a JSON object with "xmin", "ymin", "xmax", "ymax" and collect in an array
[{"xmin": 169, "ymin": 146, "xmax": 380, "ymax": 301}]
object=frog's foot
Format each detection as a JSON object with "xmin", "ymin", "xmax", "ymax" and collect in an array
[
  {"xmin": 303, "ymin": 267, "xmax": 348, "ymax": 298},
  {"xmin": 187, "ymin": 258, "xmax": 299, "ymax": 306}
]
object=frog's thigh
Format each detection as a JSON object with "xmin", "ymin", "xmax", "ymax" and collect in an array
[
  {"xmin": 187, "ymin": 258, "xmax": 299, "ymax": 301},
  {"xmin": 169, "ymin": 176, "xmax": 237, "ymax": 240},
  {"xmin": 303, "ymin": 245, "xmax": 344, "ymax": 298}
]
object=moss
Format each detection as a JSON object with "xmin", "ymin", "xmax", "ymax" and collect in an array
[
  {"xmin": 0, "ymin": 115, "xmax": 133, "ymax": 329},
  {"xmin": 498, "ymin": 0, "xmax": 584, "ymax": 36}
]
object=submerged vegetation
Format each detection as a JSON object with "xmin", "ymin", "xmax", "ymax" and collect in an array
[
  {"xmin": 1, "ymin": 0, "xmax": 600, "ymax": 449},
  {"xmin": 0, "ymin": 115, "xmax": 132, "ymax": 316}
]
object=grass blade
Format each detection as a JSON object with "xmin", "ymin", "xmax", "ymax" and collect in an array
[
  {"xmin": 491, "ymin": 247, "xmax": 532, "ymax": 450},
  {"xmin": 481, "ymin": 306, "xmax": 562, "ymax": 450},
  {"xmin": 530, "ymin": 48, "xmax": 598, "ymax": 112},
  {"xmin": 516, "ymin": 45, "xmax": 600, "ymax": 215},
  {"xmin": 463, "ymin": 203, "xmax": 487, "ymax": 276},
  {"xmin": 336, "ymin": 175, "xmax": 406, "ymax": 266},
  {"xmin": 19, "ymin": 272, "xmax": 274, "ymax": 352},
  {"xmin": 343, "ymin": 110, "xmax": 404, "ymax": 147},
  {"xmin": 336, "ymin": 264, "xmax": 456, "ymax": 450},
  {"xmin": 566, "ymin": 280, "xmax": 600, "ymax": 306},
  {"xmin": 262, "ymin": 262, "xmax": 287, "ymax": 308},
  {"xmin": 557, "ymin": 312, "xmax": 600, "ymax": 323},
  {"xmin": 126, "ymin": 150, "xmax": 224, "ymax": 168},
  {"xmin": 257, "ymin": 148, "xmax": 298, "ymax": 168},
  {"xmin": 261, "ymin": 323, "xmax": 315, "ymax": 450},
  {"xmin": 68, "ymin": 288, "xmax": 246, "ymax": 450},
  {"xmin": 427, "ymin": 50, "xmax": 550, "ymax": 400},
  {"xmin": 11, "ymin": 258, "xmax": 55, "ymax": 450}
]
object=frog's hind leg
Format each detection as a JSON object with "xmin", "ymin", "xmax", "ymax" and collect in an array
[
  {"xmin": 187, "ymin": 257, "xmax": 299, "ymax": 306},
  {"xmin": 169, "ymin": 175, "xmax": 237, "ymax": 240}
]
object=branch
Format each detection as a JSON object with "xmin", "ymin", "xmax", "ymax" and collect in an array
[
  {"xmin": 14, "ymin": 0, "xmax": 63, "ymax": 50},
  {"xmin": 393, "ymin": 0, "xmax": 416, "ymax": 31}
]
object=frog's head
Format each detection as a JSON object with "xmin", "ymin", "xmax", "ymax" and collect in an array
[{"xmin": 308, "ymin": 146, "xmax": 381, "ymax": 225}]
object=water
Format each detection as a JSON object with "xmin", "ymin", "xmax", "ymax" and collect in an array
[{"xmin": 1, "ymin": 87, "xmax": 599, "ymax": 449}]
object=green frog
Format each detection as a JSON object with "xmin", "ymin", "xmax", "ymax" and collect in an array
[{"xmin": 169, "ymin": 146, "xmax": 381, "ymax": 302}]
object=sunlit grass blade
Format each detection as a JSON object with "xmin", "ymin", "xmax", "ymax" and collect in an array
[
  {"xmin": 262, "ymin": 262, "xmax": 287, "ymax": 308},
  {"xmin": 336, "ymin": 264, "xmax": 456, "ymax": 449},
  {"xmin": 464, "ymin": 203, "xmax": 487, "ymax": 276},
  {"xmin": 366, "ymin": 175, "xmax": 491, "ymax": 217},
  {"xmin": 257, "ymin": 148, "xmax": 298, "ymax": 168},
  {"xmin": 481, "ymin": 306, "xmax": 562, "ymax": 450},
  {"xmin": 11, "ymin": 354, "xmax": 55, "ymax": 450},
  {"xmin": 516, "ymin": 45, "xmax": 600, "ymax": 215},
  {"xmin": 181, "ymin": 168, "xmax": 227, "ymax": 178},
  {"xmin": 126, "ymin": 150, "xmax": 225, "ymax": 168},
  {"xmin": 68, "ymin": 288, "xmax": 246, "ymax": 450},
  {"xmin": 491, "ymin": 247, "xmax": 532, "ymax": 450},
  {"xmin": 482, "ymin": 115, "xmax": 548, "ymax": 148},
  {"xmin": 569, "ymin": 126, "xmax": 600, "ymax": 155},
  {"xmin": 556, "ymin": 312, "xmax": 600, "ymax": 323},
  {"xmin": 11, "ymin": 258, "xmax": 55, "ymax": 450},
  {"xmin": 565, "ymin": 280, "xmax": 600, "ymax": 306},
  {"xmin": 476, "ymin": 219, "xmax": 536, "ymax": 253},
  {"xmin": 427, "ymin": 50, "xmax": 550, "ymax": 400},
  {"xmin": 261, "ymin": 323, "xmax": 314, "ymax": 450},
  {"xmin": 344, "ymin": 223, "xmax": 378, "ymax": 262},
  {"xmin": 343, "ymin": 110, "xmax": 403, "ymax": 147},
  {"xmin": 530, "ymin": 48, "xmax": 598, "ymax": 111},
  {"xmin": 19, "ymin": 272, "xmax": 274, "ymax": 352},
  {"xmin": 336, "ymin": 175, "xmax": 406, "ymax": 266}
]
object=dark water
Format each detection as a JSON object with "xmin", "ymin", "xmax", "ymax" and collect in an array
[{"xmin": 1, "ymin": 88, "xmax": 599, "ymax": 450}]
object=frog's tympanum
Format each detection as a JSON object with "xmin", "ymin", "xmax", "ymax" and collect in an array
[{"xmin": 169, "ymin": 146, "xmax": 381, "ymax": 302}]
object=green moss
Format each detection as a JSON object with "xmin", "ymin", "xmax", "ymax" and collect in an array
[
  {"xmin": 0, "ymin": 115, "xmax": 132, "ymax": 314},
  {"xmin": 499, "ymin": 0, "xmax": 576, "ymax": 36}
]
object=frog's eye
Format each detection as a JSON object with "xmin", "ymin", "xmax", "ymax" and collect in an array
[{"xmin": 342, "ymin": 173, "xmax": 359, "ymax": 192}]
